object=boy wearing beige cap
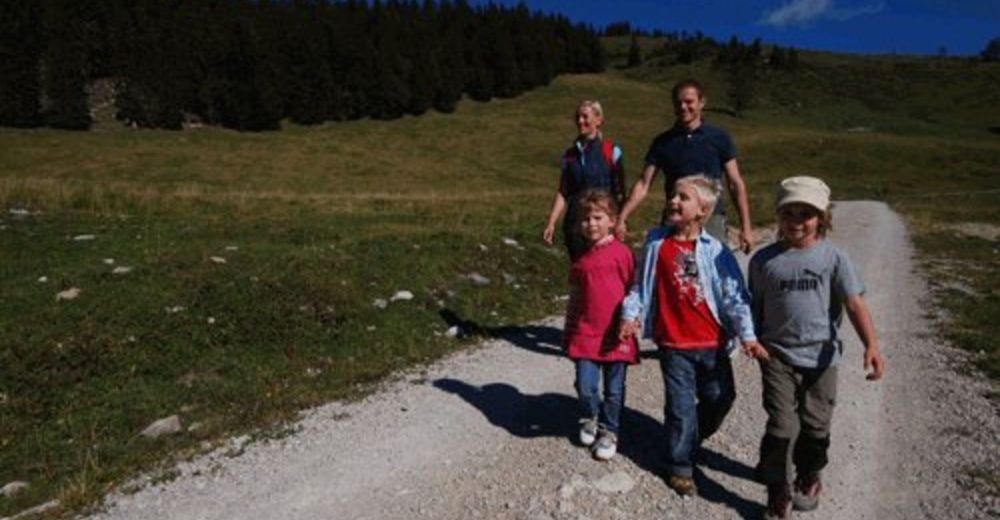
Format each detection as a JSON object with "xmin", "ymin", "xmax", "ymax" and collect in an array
[{"xmin": 749, "ymin": 176, "xmax": 885, "ymax": 519}]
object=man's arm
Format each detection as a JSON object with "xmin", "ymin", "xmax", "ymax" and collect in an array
[
  {"xmin": 723, "ymin": 158, "xmax": 754, "ymax": 253},
  {"xmin": 615, "ymin": 163, "xmax": 658, "ymax": 240}
]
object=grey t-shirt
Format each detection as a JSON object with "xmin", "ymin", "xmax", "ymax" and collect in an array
[{"xmin": 749, "ymin": 240, "xmax": 864, "ymax": 369}]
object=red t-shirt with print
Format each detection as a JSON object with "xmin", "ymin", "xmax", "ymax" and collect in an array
[{"xmin": 654, "ymin": 237, "xmax": 722, "ymax": 350}]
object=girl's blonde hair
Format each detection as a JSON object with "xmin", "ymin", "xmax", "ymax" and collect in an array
[
  {"xmin": 675, "ymin": 174, "xmax": 719, "ymax": 219},
  {"xmin": 576, "ymin": 189, "xmax": 619, "ymax": 222},
  {"xmin": 576, "ymin": 100, "xmax": 604, "ymax": 119}
]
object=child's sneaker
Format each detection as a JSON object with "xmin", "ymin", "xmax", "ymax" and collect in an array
[
  {"xmin": 579, "ymin": 418, "xmax": 598, "ymax": 446},
  {"xmin": 792, "ymin": 474, "xmax": 823, "ymax": 511},
  {"xmin": 666, "ymin": 475, "xmax": 697, "ymax": 497},
  {"xmin": 763, "ymin": 483, "xmax": 792, "ymax": 519},
  {"xmin": 592, "ymin": 431, "xmax": 617, "ymax": 461}
]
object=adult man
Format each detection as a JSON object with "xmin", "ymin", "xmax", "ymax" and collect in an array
[{"xmin": 614, "ymin": 79, "xmax": 754, "ymax": 253}]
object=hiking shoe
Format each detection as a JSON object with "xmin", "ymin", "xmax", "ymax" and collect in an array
[
  {"xmin": 763, "ymin": 483, "xmax": 792, "ymax": 520},
  {"xmin": 792, "ymin": 474, "xmax": 823, "ymax": 511},
  {"xmin": 592, "ymin": 431, "xmax": 617, "ymax": 461},
  {"xmin": 579, "ymin": 418, "xmax": 598, "ymax": 446},
  {"xmin": 667, "ymin": 475, "xmax": 698, "ymax": 497}
]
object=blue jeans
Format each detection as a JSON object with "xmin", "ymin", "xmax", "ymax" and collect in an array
[
  {"xmin": 660, "ymin": 348, "xmax": 735, "ymax": 477},
  {"xmin": 575, "ymin": 360, "xmax": 627, "ymax": 434}
]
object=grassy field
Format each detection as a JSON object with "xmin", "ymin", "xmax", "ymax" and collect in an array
[{"xmin": 1, "ymin": 50, "xmax": 998, "ymax": 517}]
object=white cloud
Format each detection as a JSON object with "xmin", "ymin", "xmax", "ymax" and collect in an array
[
  {"xmin": 761, "ymin": 0, "xmax": 885, "ymax": 27},
  {"xmin": 829, "ymin": 1, "xmax": 885, "ymax": 21}
]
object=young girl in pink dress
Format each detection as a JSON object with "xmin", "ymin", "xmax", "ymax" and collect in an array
[{"xmin": 563, "ymin": 189, "xmax": 639, "ymax": 461}]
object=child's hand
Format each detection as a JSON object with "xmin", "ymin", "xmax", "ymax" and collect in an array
[
  {"xmin": 618, "ymin": 319, "xmax": 640, "ymax": 341},
  {"xmin": 864, "ymin": 346, "xmax": 885, "ymax": 381},
  {"xmin": 742, "ymin": 340, "xmax": 769, "ymax": 360}
]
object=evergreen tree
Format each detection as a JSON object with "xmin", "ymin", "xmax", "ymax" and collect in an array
[
  {"xmin": 627, "ymin": 34, "xmax": 642, "ymax": 68},
  {"xmin": 284, "ymin": 0, "xmax": 333, "ymax": 125},
  {"xmin": 981, "ymin": 37, "xmax": 1000, "ymax": 62},
  {"xmin": 42, "ymin": 0, "xmax": 91, "ymax": 130},
  {"xmin": 113, "ymin": 0, "xmax": 184, "ymax": 129},
  {"xmin": 770, "ymin": 45, "xmax": 786, "ymax": 69},
  {"xmin": 727, "ymin": 62, "xmax": 757, "ymax": 117},
  {"xmin": 786, "ymin": 47, "xmax": 800, "ymax": 71},
  {"xmin": 487, "ymin": 6, "xmax": 521, "ymax": 98},
  {"xmin": 0, "ymin": 1, "xmax": 43, "ymax": 127},
  {"xmin": 464, "ymin": 8, "xmax": 494, "ymax": 101},
  {"xmin": 432, "ymin": 1, "xmax": 466, "ymax": 112},
  {"xmin": 368, "ymin": 0, "xmax": 411, "ymax": 119}
]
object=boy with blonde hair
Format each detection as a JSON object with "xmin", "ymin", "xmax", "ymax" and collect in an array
[{"xmin": 620, "ymin": 174, "xmax": 767, "ymax": 496}]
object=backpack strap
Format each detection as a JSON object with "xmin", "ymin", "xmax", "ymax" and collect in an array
[
  {"xmin": 601, "ymin": 139, "xmax": 615, "ymax": 170},
  {"xmin": 601, "ymin": 139, "xmax": 626, "ymax": 206}
]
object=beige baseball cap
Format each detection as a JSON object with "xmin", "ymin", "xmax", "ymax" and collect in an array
[{"xmin": 775, "ymin": 176, "xmax": 831, "ymax": 211}]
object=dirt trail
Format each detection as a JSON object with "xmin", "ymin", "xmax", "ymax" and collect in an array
[{"xmin": 87, "ymin": 201, "xmax": 997, "ymax": 520}]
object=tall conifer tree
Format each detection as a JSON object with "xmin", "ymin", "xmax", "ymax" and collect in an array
[
  {"xmin": 42, "ymin": 0, "xmax": 91, "ymax": 129},
  {"xmin": 0, "ymin": 1, "xmax": 43, "ymax": 126}
]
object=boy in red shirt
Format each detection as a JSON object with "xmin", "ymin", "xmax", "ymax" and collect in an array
[{"xmin": 620, "ymin": 175, "xmax": 767, "ymax": 495}]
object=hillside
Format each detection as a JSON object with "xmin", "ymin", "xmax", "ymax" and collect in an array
[{"xmin": 1, "ymin": 46, "xmax": 999, "ymax": 517}]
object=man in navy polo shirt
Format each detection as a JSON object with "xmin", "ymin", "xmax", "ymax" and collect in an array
[{"xmin": 615, "ymin": 79, "xmax": 755, "ymax": 253}]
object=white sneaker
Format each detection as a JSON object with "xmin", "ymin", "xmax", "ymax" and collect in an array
[
  {"xmin": 579, "ymin": 418, "xmax": 598, "ymax": 446},
  {"xmin": 592, "ymin": 431, "xmax": 618, "ymax": 461}
]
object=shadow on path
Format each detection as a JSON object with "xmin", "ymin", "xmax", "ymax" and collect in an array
[
  {"xmin": 693, "ymin": 465, "xmax": 761, "ymax": 519},
  {"xmin": 433, "ymin": 378, "xmax": 575, "ymax": 438},
  {"xmin": 432, "ymin": 378, "xmax": 666, "ymax": 476}
]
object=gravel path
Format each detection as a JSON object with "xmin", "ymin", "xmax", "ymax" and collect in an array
[{"xmin": 85, "ymin": 201, "xmax": 998, "ymax": 520}]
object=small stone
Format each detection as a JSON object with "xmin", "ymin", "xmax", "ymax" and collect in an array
[
  {"xmin": 112, "ymin": 266, "xmax": 133, "ymax": 275},
  {"xmin": 73, "ymin": 234, "xmax": 95, "ymax": 241},
  {"xmin": 445, "ymin": 325, "xmax": 462, "ymax": 338},
  {"xmin": 502, "ymin": 237, "xmax": 520, "ymax": 247},
  {"xmin": 1, "ymin": 481, "xmax": 29, "ymax": 497},
  {"xmin": 56, "ymin": 287, "xmax": 81, "ymax": 301},
  {"xmin": 593, "ymin": 471, "xmax": 635, "ymax": 494},
  {"xmin": 9, "ymin": 499, "xmax": 59, "ymax": 518},
  {"xmin": 465, "ymin": 272, "xmax": 490, "ymax": 286},
  {"xmin": 207, "ymin": 317, "xmax": 216, "ymax": 325},
  {"xmin": 140, "ymin": 415, "xmax": 183, "ymax": 438},
  {"xmin": 479, "ymin": 244, "xmax": 489, "ymax": 252},
  {"xmin": 210, "ymin": 256, "xmax": 227, "ymax": 264},
  {"xmin": 366, "ymin": 325, "xmax": 377, "ymax": 332},
  {"xmin": 103, "ymin": 258, "xmax": 115, "ymax": 265},
  {"xmin": 390, "ymin": 290, "xmax": 414, "ymax": 302},
  {"xmin": 373, "ymin": 298, "xmax": 388, "ymax": 309},
  {"xmin": 37, "ymin": 276, "xmax": 48, "ymax": 283}
]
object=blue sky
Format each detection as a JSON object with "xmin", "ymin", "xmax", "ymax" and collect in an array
[{"xmin": 471, "ymin": 0, "xmax": 998, "ymax": 55}]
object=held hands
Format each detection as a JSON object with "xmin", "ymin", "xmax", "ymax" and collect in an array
[
  {"xmin": 618, "ymin": 319, "xmax": 640, "ymax": 341},
  {"xmin": 614, "ymin": 221, "xmax": 628, "ymax": 241},
  {"xmin": 741, "ymin": 340, "xmax": 769, "ymax": 360},
  {"xmin": 863, "ymin": 346, "xmax": 886, "ymax": 381}
]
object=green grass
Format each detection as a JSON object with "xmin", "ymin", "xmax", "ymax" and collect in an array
[{"xmin": 1, "ymin": 48, "xmax": 999, "ymax": 517}]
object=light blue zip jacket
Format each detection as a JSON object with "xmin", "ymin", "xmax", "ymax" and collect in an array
[{"xmin": 621, "ymin": 226, "xmax": 757, "ymax": 353}]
